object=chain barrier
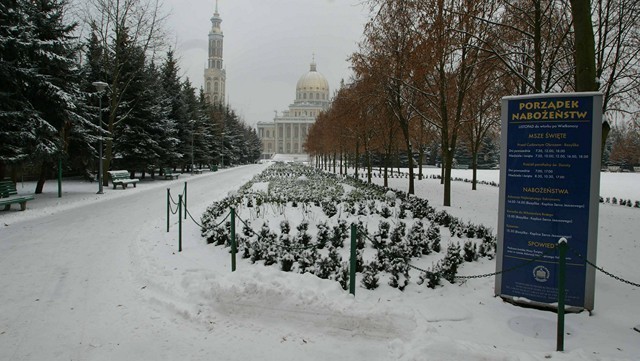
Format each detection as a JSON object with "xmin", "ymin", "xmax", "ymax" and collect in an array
[
  {"xmin": 168, "ymin": 198, "xmax": 179, "ymax": 215},
  {"xmin": 169, "ymin": 192, "xmax": 180, "ymax": 206},
  {"xmin": 453, "ymin": 247, "xmax": 557, "ymax": 280},
  {"xmin": 204, "ymin": 203, "xmax": 639, "ymax": 289},
  {"xmin": 209, "ymin": 210, "xmax": 232, "ymax": 228},
  {"xmin": 567, "ymin": 245, "xmax": 640, "ymax": 288},
  {"xmin": 360, "ymin": 229, "xmax": 558, "ymax": 280},
  {"xmin": 185, "ymin": 207, "xmax": 204, "ymax": 228}
]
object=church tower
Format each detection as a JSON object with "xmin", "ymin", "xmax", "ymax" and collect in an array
[{"xmin": 204, "ymin": 0, "xmax": 225, "ymax": 104}]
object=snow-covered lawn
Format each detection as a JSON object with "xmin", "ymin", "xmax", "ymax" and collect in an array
[{"xmin": 1, "ymin": 165, "xmax": 638, "ymax": 360}]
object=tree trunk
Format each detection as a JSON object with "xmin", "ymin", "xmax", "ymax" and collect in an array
[
  {"xmin": 35, "ymin": 161, "xmax": 52, "ymax": 194},
  {"xmin": 471, "ymin": 153, "xmax": 478, "ymax": 191}
]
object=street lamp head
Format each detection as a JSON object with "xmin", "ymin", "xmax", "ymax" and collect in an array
[{"xmin": 92, "ymin": 81, "xmax": 108, "ymax": 92}]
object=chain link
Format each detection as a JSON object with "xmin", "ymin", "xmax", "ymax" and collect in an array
[
  {"xmin": 207, "ymin": 206, "xmax": 640, "ymax": 288},
  {"xmin": 567, "ymin": 246, "xmax": 640, "ymax": 288},
  {"xmin": 185, "ymin": 207, "xmax": 204, "ymax": 228}
]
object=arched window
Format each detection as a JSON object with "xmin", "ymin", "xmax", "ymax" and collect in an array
[
  {"xmin": 316, "ymin": 93, "xmax": 319, "ymax": 100},
  {"xmin": 303, "ymin": 93, "xmax": 307, "ymax": 99},
  {"xmin": 206, "ymin": 81, "xmax": 211, "ymax": 92},
  {"xmin": 214, "ymin": 82, "xmax": 219, "ymax": 92}
]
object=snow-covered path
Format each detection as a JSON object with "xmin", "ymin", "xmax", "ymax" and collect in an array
[
  {"xmin": 1, "ymin": 165, "xmax": 639, "ymax": 361},
  {"xmin": 0, "ymin": 166, "xmax": 267, "ymax": 360}
]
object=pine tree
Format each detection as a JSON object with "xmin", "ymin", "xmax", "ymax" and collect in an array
[
  {"xmin": 0, "ymin": 0, "xmax": 86, "ymax": 189},
  {"xmin": 0, "ymin": 0, "xmax": 37, "ymax": 177},
  {"xmin": 161, "ymin": 50, "xmax": 189, "ymax": 170}
]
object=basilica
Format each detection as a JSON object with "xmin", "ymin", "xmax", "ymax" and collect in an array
[
  {"xmin": 204, "ymin": 2, "xmax": 330, "ymax": 160},
  {"xmin": 256, "ymin": 60, "xmax": 331, "ymax": 160}
]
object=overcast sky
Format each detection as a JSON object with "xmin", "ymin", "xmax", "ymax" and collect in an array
[{"xmin": 163, "ymin": 0, "xmax": 369, "ymax": 127}]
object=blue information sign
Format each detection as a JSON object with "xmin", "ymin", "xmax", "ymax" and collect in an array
[{"xmin": 496, "ymin": 93, "xmax": 602, "ymax": 310}]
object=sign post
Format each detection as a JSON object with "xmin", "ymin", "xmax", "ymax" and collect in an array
[{"xmin": 495, "ymin": 93, "xmax": 602, "ymax": 311}]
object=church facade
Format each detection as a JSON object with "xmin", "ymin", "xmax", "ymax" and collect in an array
[
  {"xmin": 257, "ymin": 61, "xmax": 330, "ymax": 159},
  {"xmin": 203, "ymin": 1, "xmax": 225, "ymax": 104}
]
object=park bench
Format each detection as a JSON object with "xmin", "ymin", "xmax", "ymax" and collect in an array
[
  {"xmin": 108, "ymin": 170, "xmax": 139, "ymax": 189},
  {"xmin": 0, "ymin": 180, "xmax": 35, "ymax": 211},
  {"xmin": 162, "ymin": 168, "xmax": 180, "ymax": 180}
]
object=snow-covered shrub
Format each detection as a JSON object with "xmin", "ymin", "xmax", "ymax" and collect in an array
[
  {"xmin": 250, "ymin": 223, "xmax": 274, "ymax": 263},
  {"xmin": 330, "ymin": 219, "xmax": 348, "ymax": 248},
  {"xmin": 441, "ymin": 242, "xmax": 463, "ymax": 283},
  {"xmin": 380, "ymin": 204, "xmax": 392, "ymax": 219},
  {"xmin": 434, "ymin": 210, "xmax": 451, "ymax": 226},
  {"xmin": 205, "ymin": 225, "xmax": 227, "ymax": 245},
  {"xmin": 388, "ymin": 259, "xmax": 410, "ymax": 291},
  {"xmin": 408, "ymin": 221, "xmax": 428, "ymax": 256},
  {"xmin": 280, "ymin": 250, "xmax": 295, "ymax": 272},
  {"xmin": 357, "ymin": 202, "xmax": 368, "ymax": 216},
  {"xmin": 295, "ymin": 220, "xmax": 312, "ymax": 247},
  {"xmin": 427, "ymin": 223, "xmax": 441, "ymax": 253},
  {"xmin": 297, "ymin": 247, "xmax": 319, "ymax": 274},
  {"xmin": 336, "ymin": 262, "xmax": 350, "ymax": 291},
  {"xmin": 356, "ymin": 249, "xmax": 365, "ymax": 272},
  {"xmin": 361, "ymin": 260, "xmax": 380, "ymax": 290},
  {"xmin": 344, "ymin": 201, "xmax": 356, "ymax": 215},
  {"xmin": 280, "ymin": 220, "xmax": 291, "ymax": 234},
  {"xmin": 463, "ymin": 240, "xmax": 478, "ymax": 262},
  {"xmin": 315, "ymin": 256, "xmax": 334, "ymax": 279},
  {"xmin": 372, "ymin": 221, "xmax": 390, "ymax": 250},
  {"xmin": 417, "ymin": 262, "xmax": 442, "ymax": 289},
  {"xmin": 353, "ymin": 220, "xmax": 367, "ymax": 250},
  {"xmin": 398, "ymin": 202, "xmax": 407, "ymax": 219},
  {"xmin": 316, "ymin": 221, "xmax": 330, "ymax": 249},
  {"xmin": 465, "ymin": 222, "xmax": 476, "ymax": 238},
  {"xmin": 322, "ymin": 201, "xmax": 337, "ymax": 217}
]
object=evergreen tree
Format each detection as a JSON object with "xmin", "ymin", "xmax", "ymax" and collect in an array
[
  {"xmin": 183, "ymin": 79, "xmax": 213, "ymax": 168},
  {"xmin": 114, "ymin": 59, "xmax": 177, "ymax": 175},
  {"xmin": 0, "ymin": 0, "xmax": 86, "ymax": 190},
  {"xmin": 161, "ymin": 50, "xmax": 188, "ymax": 170},
  {"xmin": 0, "ymin": 0, "xmax": 37, "ymax": 177}
]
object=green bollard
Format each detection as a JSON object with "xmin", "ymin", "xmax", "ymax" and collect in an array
[
  {"xmin": 231, "ymin": 208, "xmax": 236, "ymax": 272},
  {"xmin": 184, "ymin": 182, "xmax": 188, "ymax": 220},
  {"xmin": 178, "ymin": 194, "xmax": 183, "ymax": 252},
  {"xmin": 166, "ymin": 188, "xmax": 170, "ymax": 233},
  {"xmin": 349, "ymin": 223, "xmax": 357, "ymax": 295},
  {"xmin": 557, "ymin": 237, "xmax": 567, "ymax": 352}
]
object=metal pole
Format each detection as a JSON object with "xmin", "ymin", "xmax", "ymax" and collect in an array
[
  {"xmin": 57, "ymin": 157, "xmax": 62, "ymax": 198},
  {"xmin": 191, "ymin": 120, "xmax": 194, "ymax": 174},
  {"xmin": 166, "ymin": 188, "xmax": 170, "ymax": 233},
  {"xmin": 184, "ymin": 181, "xmax": 187, "ymax": 220},
  {"xmin": 231, "ymin": 208, "xmax": 236, "ymax": 272},
  {"xmin": 97, "ymin": 94, "xmax": 104, "ymax": 194},
  {"xmin": 178, "ymin": 194, "xmax": 183, "ymax": 252},
  {"xmin": 557, "ymin": 237, "xmax": 568, "ymax": 352},
  {"xmin": 349, "ymin": 223, "xmax": 357, "ymax": 295}
]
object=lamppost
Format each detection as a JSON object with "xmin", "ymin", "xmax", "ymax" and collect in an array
[
  {"xmin": 190, "ymin": 119, "xmax": 195, "ymax": 174},
  {"xmin": 92, "ymin": 81, "xmax": 108, "ymax": 194},
  {"xmin": 220, "ymin": 131, "xmax": 225, "ymax": 168}
]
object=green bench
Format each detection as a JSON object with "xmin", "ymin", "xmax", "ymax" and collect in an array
[
  {"xmin": 0, "ymin": 180, "xmax": 35, "ymax": 211},
  {"xmin": 108, "ymin": 170, "xmax": 139, "ymax": 189},
  {"xmin": 162, "ymin": 168, "xmax": 180, "ymax": 180}
]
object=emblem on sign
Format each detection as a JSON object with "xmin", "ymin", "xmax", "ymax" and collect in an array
[{"xmin": 533, "ymin": 265, "xmax": 550, "ymax": 283}]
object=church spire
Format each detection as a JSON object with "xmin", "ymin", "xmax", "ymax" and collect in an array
[
  {"xmin": 204, "ymin": 0, "xmax": 225, "ymax": 104},
  {"xmin": 310, "ymin": 53, "xmax": 317, "ymax": 72}
]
